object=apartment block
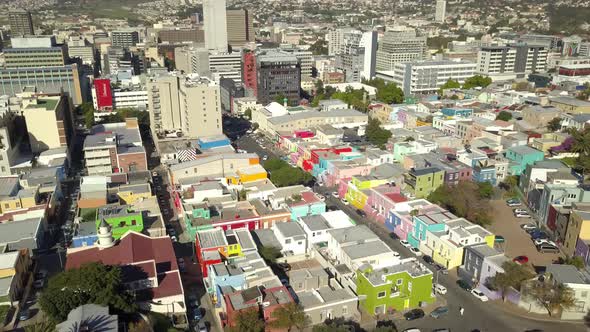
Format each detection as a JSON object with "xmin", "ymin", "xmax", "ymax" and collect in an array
[
  {"xmin": 255, "ymin": 51, "xmax": 301, "ymax": 105},
  {"xmin": 21, "ymin": 95, "xmax": 74, "ymax": 154},
  {"xmin": 477, "ymin": 44, "xmax": 548, "ymax": 80},
  {"xmin": 8, "ymin": 10, "xmax": 34, "ymax": 36},
  {"xmin": 111, "ymin": 29, "xmax": 140, "ymax": 48},
  {"xmin": 376, "ymin": 29, "xmax": 427, "ymax": 71}
]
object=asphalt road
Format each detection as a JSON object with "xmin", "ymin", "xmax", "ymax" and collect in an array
[
  {"xmin": 317, "ymin": 187, "xmax": 586, "ymax": 332},
  {"xmin": 234, "ymin": 134, "xmax": 280, "ymax": 161}
]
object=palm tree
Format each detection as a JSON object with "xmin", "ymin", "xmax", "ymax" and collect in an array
[{"xmin": 24, "ymin": 321, "xmax": 56, "ymax": 332}]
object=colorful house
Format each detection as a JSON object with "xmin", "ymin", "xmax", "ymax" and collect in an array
[
  {"xmin": 356, "ymin": 259, "xmax": 434, "ymax": 315},
  {"xmin": 222, "ymin": 286, "xmax": 294, "ymax": 330},
  {"xmin": 393, "ymin": 140, "xmax": 438, "ymax": 163},
  {"xmin": 285, "ymin": 191, "xmax": 326, "ymax": 221},
  {"xmin": 423, "ymin": 218, "xmax": 495, "ymax": 269},
  {"xmin": 365, "ymin": 186, "xmax": 405, "ymax": 223},
  {"xmin": 441, "ymin": 108, "xmax": 473, "ymax": 118},
  {"xmin": 504, "ymin": 145, "xmax": 544, "ymax": 176},
  {"xmin": 345, "ymin": 175, "xmax": 389, "ymax": 210},
  {"xmin": 226, "ymin": 164, "xmax": 268, "ymax": 185},
  {"xmin": 386, "ymin": 199, "xmax": 439, "ymax": 240},
  {"xmin": 403, "ymin": 167, "xmax": 445, "ymax": 199},
  {"xmin": 407, "ymin": 208, "xmax": 456, "ymax": 249},
  {"xmin": 195, "ymin": 228, "xmax": 227, "ymax": 277},
  {"xmin": 95, "ymin": 205, "xmax": 143, "ymax": 240},
  {"xmin": 183, "ymin": 201, "xmax": 261, "ymax": 238}
]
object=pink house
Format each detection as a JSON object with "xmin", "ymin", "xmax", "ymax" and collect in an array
[
  {"xmin": 365, "ymin": 185, "xmax": 405, "ymax": 223},
  {"xmin": 337, "ymin": 178, "xmax": 351, "ymax": 199},
  {"xmin": 325, "ymin": 159, "xmax": 374, "ymax": 187}
]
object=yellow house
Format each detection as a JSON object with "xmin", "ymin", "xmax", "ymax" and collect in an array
[
  {"xmin": 345, "ymin": 175, "xmax": 388, "ymax": 209},
  {"xmin": 226, "ymin": 164, "xmax": 268, "ymax": 185},
  {"xmin": 0, "ymin": 187, "xmax": 39, "ymax": 214},
  {"xmin": 117, "ymin": 183, "xmax": 152, "ymax": 205},
  {"xmin": 423, "ymin": 218, "xmax": 494, "ymax": 269},
  {"xmin": 218, "ymin": 231, "xmax": 243, "ymax": 259}
]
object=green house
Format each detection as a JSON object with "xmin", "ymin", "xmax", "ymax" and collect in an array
[
  {"xmin": 356, "ymin": 261, "xmax": 434, "ymax": 315},
  {"xmin": 183, "ymin": 202, "xmax": 212, "ymax": 239},
  {"xmin": 96, "ymin": 205, "xmax": 144, "ymax": 239},
  {"xmin": 403, "ymin": 167, "xmax": 444, "ymax": 198}
]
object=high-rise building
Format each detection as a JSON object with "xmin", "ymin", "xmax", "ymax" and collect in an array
[
  {"xmin": 360, "ymin": 31, "xmax": 378, "ymax": 80},
  {"xmin": 279, "ymin": 47, "xmax": 313, "ymax": 78},
  {"xmin": 0, "ymin": 65, "xmax": 85, "ymax": 105},
  {"xmin": 21, "ymin": 94, "xmax": 75, "ymax": 153},
  {"xmin": 226, "ymin": 9, "xmax": 254, "ymax": 46},
  {"xmin": 148, "ymin": 74, "xmax": 222, "ymax": 138},
  {"xmin": 158, "ymin": 28, "xmax": 204, "ymax": 44},
  {"xmin": 8, "ymin": 10, "xmax": 34, "ymax": 37},
  {"xmin": 256, "ymin": 51, "xmax": 301, "ymax": 105},
  {"xmin": 4, "ymin": 47, "xmax": 66, "ymax": 68},
  {"xmin": 376, "ymin": 29, "xmax": 427, "ymax": 71},
  {"xmin": 477, "ymin": 44, "xmax": 547, "ymax": 80},
  {"xmin": 380, "ymin": 60, "xmax": 477, "ymax": 95},
  {"xmin": 174, "ymin": 47, "xmax": 242, "ymax": 82},
  {"xmin": 326, "ymin": 28, "xmax": 363, "ymax": 56},
  {"xmin": 111, "ymin": 29, "xmax": 140, "ymax": 49},
  {"xmin": 336, "ymin": 48, "xmax": 365, "ymax": 82},
  {"xmin": 203, "ymin": 0, "xmax": 228, "ymax": 52},
  {"xmin": 242, "ymin": 52, "xmax": 257, "ymax": 97},
  {"xmin": 435, "ymin": 0, "xmax": 447, "ymax": 23}
]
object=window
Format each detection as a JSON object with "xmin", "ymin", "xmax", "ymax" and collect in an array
[
  {"xmin": 15, "ymin": 202, "xmax": 20, "ymax": 208},
  {"xmin": 396, "ymin": 278, "xmax": 403, "ymax": 285},
  {"xmin": 119, "ymin": 221, "xmax": 126, "ymax": 227},
  {"xmin": 297, "ymin": 241, "xmax": 302, "ymax": 245},
  {"xmin": 408, "ymin": 282, "xmax": 412, "ymax": 291},
  {"xmin": 131, "ymin": 220, "xmax": 136, "ymax": 226},
  {"xmin": 342, "ymin": 306, "xmax": 348, "ymax": 315},
  {"xmin": 4, "ymin": 204, "xmax": 8, "ymax": 209},
  {"xmin": 285, "ymin": 239, "xmax": 291, "ymax": 244},
  {"xmin": 312, "ymin": 232, "xmax": 316, "ymax": 237},
  {"xmin": 377, "ymin": 291, "xmax": 386, "ymax": 298}
]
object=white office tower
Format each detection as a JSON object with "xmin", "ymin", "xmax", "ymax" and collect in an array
[
  {"xmin": 376, "ymin": 29, "xmax": 428, "ymax": 71},
  {"xmin": 203, "ymin": 0, "xmax": 228, "ymax": 52},
  {"xmin": 360, "ymin": 31, "xmax": 378, "ymax": 80},
  {"xmin": 435, "ymin": 0, "xmax": 447, "ymax": 23}
]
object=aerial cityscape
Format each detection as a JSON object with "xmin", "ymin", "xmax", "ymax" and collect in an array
[{"xmin": 0, "ymin": 0, "xmax": 590, "ymax": 331}]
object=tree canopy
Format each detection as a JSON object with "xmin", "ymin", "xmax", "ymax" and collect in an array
[
  {"xmin": 309, "ymin": 39, "xmax": 328, "ymax": 55},
  {"xmin": 264, "ymin": 158, "xmax": 312, "ymax": 187},
  {"xmin": 496, "ymin": 111, "xmax": 513, "ymax": 122},
  {"xmin": 365, "ymin": 118, "xmax": 392, "ymax": 148},
  {"xmin": 259, "ymin": 246, "xmax": 282, "ymax": 264},
  {"xmin": 39, "ymin": 262, "xmax": 136, "ymax": 322},
  {"xmin": 528, "ymin": 281, "xmax": 576, "ymax": 316},
  {"xmin": 365, "ymin": 78, "xmax": 404, "ymax": 104},
  {"xmin": 439, "ymin": 79, "xmax": 461, "ymax": 94},
  {"xmin": 228, "ymin": 308, "xmax": 265, "ymax": 332},
  {"xmin": 488, "ymin": 261, "xmax": 535, "ymax": 300},
  {"xmin": 547, "ymin": 117, "xmax": 562, "ymax": 132},
  {"xmin": 270, "ymin": 303, "xmax": 309, "ymax": 331},
  {"xmin": 462, "ymin": 75, "xmax": 492, "ymax": 90},
  {"xmin": 428, "ymin": 181, "xmax": 495, "ymax": 226}
]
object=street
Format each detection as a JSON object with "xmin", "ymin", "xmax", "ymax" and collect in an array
[{"xmin": 316, "ymin": 187, "xmax": 586, "ymax": 332}]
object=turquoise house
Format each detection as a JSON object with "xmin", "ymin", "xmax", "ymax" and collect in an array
[
  {"xmin": 504, "ymin": 145, "xmax": 544, "ymax": 176},
  {"xmin": 287, "ymin": 191, "xmax": 326, "ymax": 221},
  {"xmin": 393, "ymin": 142, "xmax": 416, "ymax": 163},
  {"xmin": 441, "ymin": 108, "xmax": 473, "ymax": 118},
  {"xmin": 407, "ymin": 209, "xmax": 457, "ymax": 248},
  {"xmin": 207, "ymin": 262, "xmax": 247, "ymax": 308}
]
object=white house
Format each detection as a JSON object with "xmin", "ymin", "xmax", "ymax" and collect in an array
[{"xmin": 272, "ymin": 221, "xmax": 308, "ymax": 256}]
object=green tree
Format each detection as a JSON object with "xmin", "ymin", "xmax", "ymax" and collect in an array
[
  {"xmin": 270, "ymin": 303, "xmax": 309, "ymax": 331},
  {"xmin": 428, "ymin": 181, "xmax": 494, "ymax": 226},
  {"xmin": 365, "ymin": 118, "xmax": 392, "ymax": 147},
  {"xmin": 244, "ymin": 108, "xmax": 253, "ymax": 119},
  {"xmin": 39, "ymin": 262, "xmax": 137, "ymax": 322},
  {"xmin": 528, "ymin": 282, "xmax": 576, "ymax": 316},
  {"xmin": 376, "ymin": 82, "xmax": 404, "ymax": 104},
  {"xmin": 439, "ymin": 79, "xmax": 461, "ymax": 94},
  {"xmin": 270, "ymin": 167, "xmax": 312, "ymax": 187},
  {"xmin": 259, "ymin": 246, "xmax": 282, "ymax": 264},
  {"xmin": 547, "ymin": 117, "xmax": 562, "ymax": 132},
  {"xmin": 462, "ymin": 75, "xmax": 492, "ymax": 89},
  {"xmin": 496, "ymin": 111, "xmax": 513, "ymax": 121},
  {"xmin": 24, "ymin": 321, "xmax": 56, "ymax": 332},
  {"xmin": 274, "ymin": 94, "xmax": 287, "ymax": 105},
  {"xmin": 489, "ymin": 261, "xmax": 535, "ymax": 301},
  {"xmin": 264, "ymin": 158, "xmax": 290, "ymax": 172},
  {"xmin": 477, "ymin": 181, "xmax": 494, "ymax": 199},
  {"xmin": 309, "ymin": 39, "xmax": 328, "ymax": 55},
  {"xmin": 80, "ymin": 102, "xmax": 96, "ymax": 129},
  {"xmin": 228, "ymin": 308, "xmax": 265, "ymax": 332}
]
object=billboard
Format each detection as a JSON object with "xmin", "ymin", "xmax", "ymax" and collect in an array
[{"xmin": 94, "ymin": 78, "xmax": 113, "ymax": 110}]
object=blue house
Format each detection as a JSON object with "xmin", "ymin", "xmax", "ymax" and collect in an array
[
  {"xmin": 441, "ymin": 108, "xmax": 473, "ymax": 118},
  {"xmin": 71, "ymin": 222, "xmax": 98, "ymax": 248},
  {"xmin": 407, "ymin": 209, "xmax": 457, "ymax": 248},
  {"xmin": 207, "ymin": 262, "xmax": 247, "ymax": 308},
  {"xmin": 472, "ymin": 159, "xmax": 497, "ymax": 185},
  {"xmin": 504, "ymin": 145, "xmax": 544, "ymax": 176},
  {"xmin": 198, "ymin": 135, "xmax": 231, "ymax": 151}
]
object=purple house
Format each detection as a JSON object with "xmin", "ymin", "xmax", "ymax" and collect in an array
[
  {"xmin": 386, "ymin": 199, "xmax": 439, "ymax": 240},
  {"xmin": 459, "ymin": 243, "xmax": 509, "ymax": 301},
  {"xmin": 365, "ymin": 186, "xmax": 405, "ymax": 223},
  {"xmin": 575, "ymin": 238, "xmax": 590, "ymax": 266}
]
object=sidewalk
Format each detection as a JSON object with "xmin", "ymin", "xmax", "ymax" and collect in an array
[{"xmin": 487, "ymin": 299, "xmax": 586, "ymax": 325}]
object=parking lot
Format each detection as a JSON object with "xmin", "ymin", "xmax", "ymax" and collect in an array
[{"xmin": 487, "ymin": 199, "xmax": 561, "ymax": 268}]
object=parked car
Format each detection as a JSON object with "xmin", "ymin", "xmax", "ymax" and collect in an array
[
  {"xmin": 515, "ymin": 213, "xmax": 532, "ymax": 218},
  {"xmin": 430, "ymin": 306, "xmax": 449, "ymax": 319},
  {"xmin": 33, "ymin": 279, "xmax": 45, "ymax": 289},
  {"xmin": 262, "ymin": 155, "xmax": 268, "ymax": 161},
  {"xmin": 531, "ymin": 231, "xmax": 549, "ymax": 240},
  {"xmin": 435, "ymin": 264, "xmax": 449, "ymax": 275},
  {"xmin": 318, "ymin": 195, "xmax": 326, "ymax": 202},
  {"xmin": 456, "ymin": 279, "xmax": 472, "ymax": 291},
  {"xmin": 400, "ymin": 240, "xmax": 411, "ymax": 248},
  {"xmin": 506, "ymin": 198, "xmax": 522, "ymax": 207},
  {"xmin": 434, "ymin": 284, "xmax": 447, "ymax": 295},
  {"xmin": 356, "ymin": 209, "xmax": 367, "ymax": 217},
  {"xmin": 471, "ymin": 289, "xmax": 489, "ymax": 302},
  {"xmin": 332, "ymin": 192, "xmax": 339, "ymax": 198},
  {"xmin": 538, "ymin": 243, "xmax": 560, "ymax": 253},
  {"xmin": 409, "ymin": 247, "xmax": 422, "ymax": 256},
  {"xmin": 534, "ymin": 239, "xmax": 556, "ymax": 247},
  {"xmin": 514, "ymin": 208, "xmax": 528, "ymax": 214},
  {"xmin": 341, "ymin": 198, "xmax": 350, "ymax": 205},
  {"xmin": 34, "ymin": 270, "xmax": 48, "ymax": 281},
  {"xmin": 513, "ymin": 256, "xmax": 529, "ymax": 265},
  {"xmin": 392, "ymin": 251, "xmax": 400, "ymax": 258},
  {"xmin": 187, "ymin": 294, "xmax": 199, "ymax": 309},
  {"xmin": 403, "ymin": 308, "xmax": 425, "ymax": 321},
  {"xmin": 422, "ymin": 255, "xmax": 435, "ymax": 265},
  {"xmin": 526, "ymin": 227, "xmax": 541, "ymax": 234},
  {"xmin": 494, "ymin": 235, "xmax": 505, "ymax": 243},
  {"xmin": 521, "ymin": 223, "xmax": 537, "ymax": 231},
  {"xmin": 191, "ymin": 308, "xmax": 203, "ymax": 321},
  {"xmin": 403, "ymin": 329, "xmax": 421, "ymax": 332}
]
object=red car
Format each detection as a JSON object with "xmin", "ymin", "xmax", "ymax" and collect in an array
[{"xmin": 513, "ymin": 256, "xmax": 529, "ymax": 265}]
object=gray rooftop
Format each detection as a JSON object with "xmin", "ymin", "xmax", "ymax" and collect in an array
[
  {"xmin": 0, "ymin": 177, "xmax": 19, "ymax": 197},
  {"xmin": 275, "ymin": 222, "xmax": 306, "ymax": 239},
  {"xmin": 341, "ymin": 240, "xmax": 392, "ymax": 260},
  {"xmin": 197, "ymin": 228, "xmax": 228, "ymax": 249},
  {"xmin": 508, "ymin": 145, "xmax": 542, "ymax": 155},
  {"xmin": 328, "ymin": 225, "xmax": 378, "ymax": 244},
  {"xmin": 297, "ymin": 286, "xmax": 356, "ymax": 308},
  {"xmin": 268, "ymin": 108, "xmax": 366, "ymax": 125},
  {"xmin": 300, "ymin": 215, "xmax": 332, "ymax": 232},
  {"xmin": 551, "ymin": 96, "xmax": 590, "ymax": 107},
  {"xmin": 363, "ymin": 260, "xmax": 433, "ymax": 286},
  {"xmin": 97, "ymin": 205, "xmax": 138, "ymax": 220},
  {"xmin": 0, "ymin": 217, "xmax": 41, "ymax": 246},
  {"xmin": 252, "ymin": 228, "xmax": 282, "ymax": 249},
  {"xmin": 547, "ymin": 264, "xmax": 590, "ymax": 284}
]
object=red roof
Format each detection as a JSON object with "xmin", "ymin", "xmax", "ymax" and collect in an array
[{"xmin": 384, "ymin": 193, "xmax": 408, "ymax": 203}]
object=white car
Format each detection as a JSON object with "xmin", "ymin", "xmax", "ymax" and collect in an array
[
  {"xmin": 515, "ymin": 213, "xmax": 531, "ymax": 218},
  {"xmin": 471, "ymin": 289, "xmax": 489, "ymax": 302},
  {"xmin": 434, "ymin": 284, "xmax": 447, "ymax": 295},
  {"xmin": 534, "ymin": 239, "xmax": 557, "ymax": 247},
  {"xmin": 332, "ymin": 192, "xmax": 339, "ymax": 198},
  {"xmin": 514, "ymin": 208, "xmax": 528, "ymax": 214},
  {"xmin": 400, "ymin": 240, "xmax": 411, "ymax": 248},
  {"xmin": 392, "ymin": 251, "xmax": 401, "ymax": 258},
  {"xmin": 341, "ymin": 198, "xmax": 350, "ymax": 205},
  {"xmin": 409, "ymin": 247, "xmax": 422, "ymax": 256},
  {"xmin": 318, "ymin": 195, "xmax": 326, "ymax": 202},
  {"xmin": 521, "ymin": 223, "xmax": 537, "ymax": 230}
]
